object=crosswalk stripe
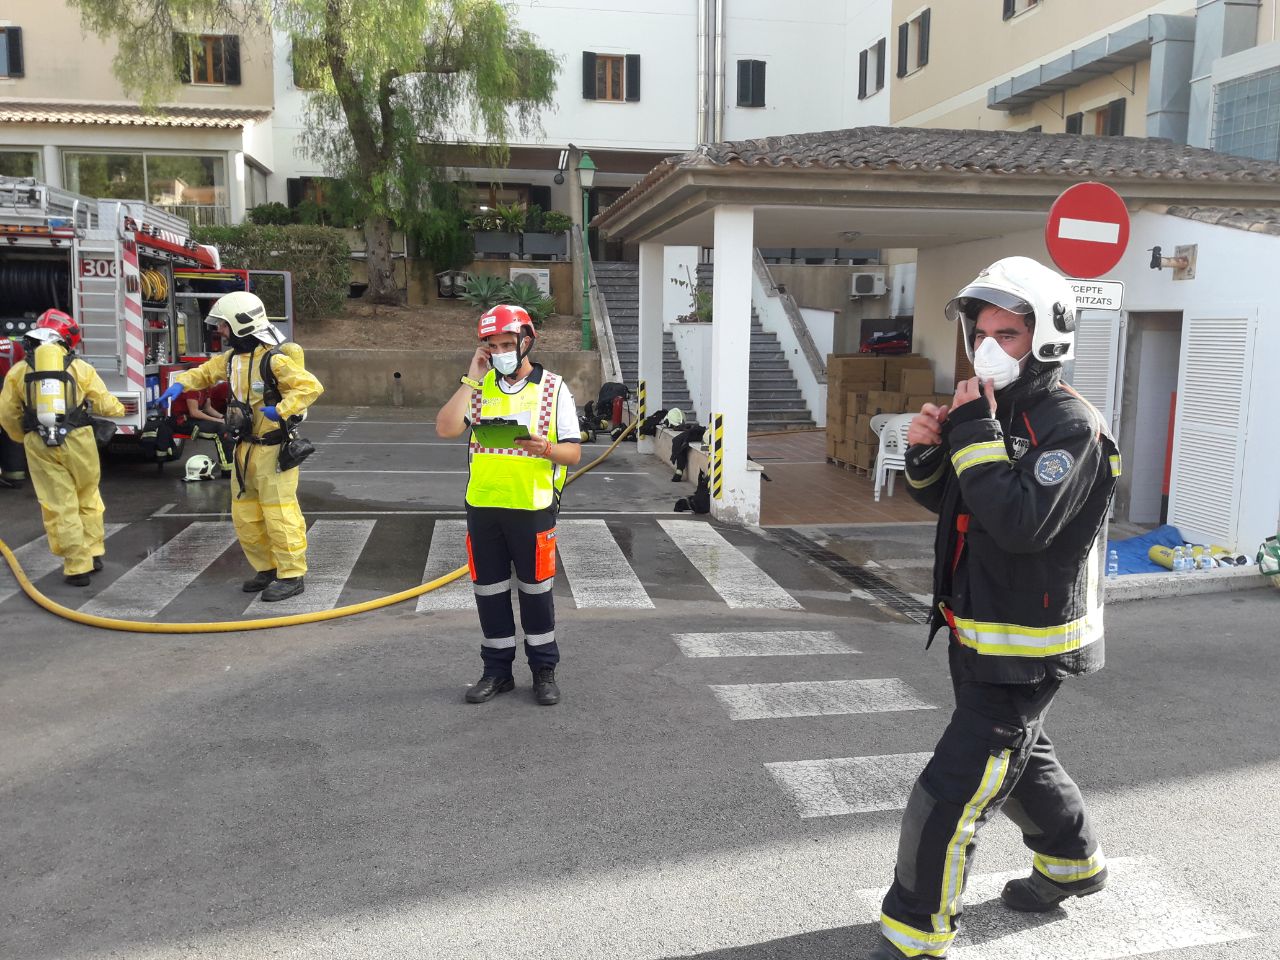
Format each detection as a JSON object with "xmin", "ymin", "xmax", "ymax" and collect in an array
[
  {"xmin": 0, "ymin": 524, "xmax": 127, "ymax": 605},
  {"xmin": 657, "ymin": 519, "xmax": 801, "ymax": 609},
  {"xmin": 416, "ymin": 520, "xmax": 473, "ymax": 611},
  {"xmin": 674, "ymin": 630, "xmax": 856, "ymax": 658},
  {"xmin": 245, "ymin": 519, "xmax": 376, "ymax": 614},
  {"xmin": 765, "ymin": 752, "xmax": 931, "ymax": 818},
  {"xmin": 80, "ymin": 522, "xmax": 239, "ymax": 618},
  {"xmin": 708, "ymin": 679, "xmax": 936, "ymax": 720},
  {"xmin": 558, "ymin": 519, "xmax": 653, "ymax": 609}
]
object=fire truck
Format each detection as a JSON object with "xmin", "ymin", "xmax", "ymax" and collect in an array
[{"xmin": 0, "ymin": 175, "xmax": 293, "ymax": 442}]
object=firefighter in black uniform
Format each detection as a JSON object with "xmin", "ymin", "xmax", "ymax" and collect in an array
[{"xmin": 868, "ymin": 257, "xmax": 1121, "ymax": 960}]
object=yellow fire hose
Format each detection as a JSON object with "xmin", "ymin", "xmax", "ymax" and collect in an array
[{"xmin": 0, "ymin": 421, "xmax": 638, "ymax": 634}]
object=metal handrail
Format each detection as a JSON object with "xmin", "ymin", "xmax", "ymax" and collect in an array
[
  {"xmin": 574, "ymin": 223, "xmax": 623, "ymax": 385},
  {"xmin": 753, "ymin": 248, "xmax": 826, "ymax": 383}
]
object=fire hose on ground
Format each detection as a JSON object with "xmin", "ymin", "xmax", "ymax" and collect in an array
[{"xmin": 0, "ymin": 421, "xmax": 638, "ymax": 634}]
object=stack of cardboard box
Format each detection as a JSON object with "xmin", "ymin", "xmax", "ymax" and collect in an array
[{"xmin": 825, "ymin": 355, "xmax": 952, "ymax": 471}]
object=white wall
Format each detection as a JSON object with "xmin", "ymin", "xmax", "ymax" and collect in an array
[
  {"xmin": 269, "ymin": 30, "xmax": 326, "ymax": 199},
  {"xmin": 800, "ymin": 307, "xmax": 836, "ymax": 360},
  {"xmin": 664, "ymin": 246, "xmax": 701, "ymax": 328}
]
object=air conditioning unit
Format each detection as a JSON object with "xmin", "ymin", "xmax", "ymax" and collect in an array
[
  {"xmin": 510, "ymin": 267, "xmax": 552, "ymax": 296},
  {"xmin": 850, "ymin": 270, "xmax": 887, "ymax": 298}
]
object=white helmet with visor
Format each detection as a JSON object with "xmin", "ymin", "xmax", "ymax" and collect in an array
[{"xmin": 944, "ymin": 256, "xmax": 1077, "ymax": 364}]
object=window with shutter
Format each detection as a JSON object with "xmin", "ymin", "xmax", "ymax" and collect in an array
[
  {"xmin": 174, "ymin": 33, "xmax": 238, "ymax": 85},
  {"xmin": 0, "ymin": 27, "xmax": 23, "ymax": 78},
  {"xmin": 858, "ymin": 50, "xmax": 868, "ymax": 100},
  {"xmin": 918, "ymin": 9, "xmax": 930, "ymax": 68},
  {"xmin": 737, "ymin": 59, "xmax": 766, "ymax": 107},
  {"xmin": 859, "ymin": 40, "xmax": 887, "ymax": 98},
  {"xmin": 896, "ymin": 22, "xmax": 909, "ymax": 78},
  {"xmin": 896, "ymin": 12, "xmax": 930, "ymax": 77},
  {"xmin": 1065, "ymin": 112, "xmax": 1083, "ymax": 134},
  {"xmin": 625, "ymin": 54, "xmax": 641, "ymax": 102},
  {"xmin": 875, "ymin": 37, "xmax": 886, "ymax": 91},
  {"xmin": 1168, "ymin": 313, "xmax": 1257, "ymax": 547},
  {"xmin": 581, "ymin": 51, "xmax": 597, "ymax": 100}
]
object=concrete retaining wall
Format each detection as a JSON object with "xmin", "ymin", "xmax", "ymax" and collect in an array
[{"xmin": 304, "ymin": 349, "xmax": 602, "ymax": 411}]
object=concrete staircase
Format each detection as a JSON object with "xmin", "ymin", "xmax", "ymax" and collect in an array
[{"xmin": 594, "ymin": 261, "xmax": 693, "ymax": 412}]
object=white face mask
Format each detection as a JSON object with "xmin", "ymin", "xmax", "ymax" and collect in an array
[
  {"xmin": 491, "ymin": 350, "xmax": 520, "ymax": 377},
  {"xmin": 972, "ymin": 336, "xmax": 1028, "ymax": 390}
]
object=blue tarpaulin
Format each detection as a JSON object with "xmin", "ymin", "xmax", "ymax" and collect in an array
[{"xmin": 1107, "ymin": 524, "xmax": 1185, "ymax": 575}]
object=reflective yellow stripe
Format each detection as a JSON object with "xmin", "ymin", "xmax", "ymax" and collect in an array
[
  {"xmin": 951, "ymin": 440, "xmax": 1008, "ymax": 476},
  {"xmin": 936, "ymin": 748, "xmax": 1011, "ymax": 929},
  {"xmin": 1109, "ymin": 454, "xmax": 1122, "ymax": 477},
  {"xmin": 1034, "ymin": 849, "xmax": 1107, "ymax": 883},
  {"xmin": 879, "ymin": 913, "xmax": 953, "ymax": 956},
  {"xmin": 908, "ymin": 457, "xmax": 946, "ymax": 490},
  {"xmin": 950, "ymin": 611, "xmax": 1103, "ymax": 657}
]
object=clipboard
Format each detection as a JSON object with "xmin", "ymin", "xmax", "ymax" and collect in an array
[{"xmin": 471, "ymin": 417, "xmax": 531, "ymax": 448}]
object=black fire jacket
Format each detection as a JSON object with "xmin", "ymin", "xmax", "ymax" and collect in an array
[{"xmin": 904, "ymin": 363, "xmax": 1120, "ymax": 683}]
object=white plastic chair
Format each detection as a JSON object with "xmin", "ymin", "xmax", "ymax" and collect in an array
[{"xmin": 873, "ymin": 413, "xmax": 913, "ymax": 502}]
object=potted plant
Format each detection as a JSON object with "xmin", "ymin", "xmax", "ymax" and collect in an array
[
  {"xmin": 469, "ymin": 204, "xmax": 521, "ymax": 258},
  {"xmin": 524, "ymin": 207, "xmax": 571, "ymax": 259}
]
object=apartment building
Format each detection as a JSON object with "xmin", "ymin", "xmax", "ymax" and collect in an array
[{"xmin": 0, "ymin": 1, "xmax": 275, "ymax": 226}]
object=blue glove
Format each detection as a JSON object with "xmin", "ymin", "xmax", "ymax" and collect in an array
[
  {"xmin": 160, "ymin": 383, "xmax": 184, "ymax": 407},
  {"xmin": 261, "ymin": 405, "xmax": 281, "ymax": 422}
]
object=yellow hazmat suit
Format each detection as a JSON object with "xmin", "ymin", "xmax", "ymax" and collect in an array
[
  {"xmin": 176, "ymin": 347, "xmax": 322, "ymax": 578},
  {"xmin": 0, "ymin": 353, "xmax": 126, "ymax": 576}
]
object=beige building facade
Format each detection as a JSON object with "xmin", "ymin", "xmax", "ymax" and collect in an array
[{"xmin": 0, "ymin": 1, "xmax": 275, "ymax": 225}]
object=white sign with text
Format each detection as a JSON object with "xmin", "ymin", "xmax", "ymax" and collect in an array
[{"xmin": 1069, "ymin": 278, "xmax": 1124, "ymax": 312}]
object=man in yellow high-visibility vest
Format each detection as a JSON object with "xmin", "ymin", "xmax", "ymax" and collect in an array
[{"xmin": 435, "ymin": 304, "xmax": 582, "ymax": 706}]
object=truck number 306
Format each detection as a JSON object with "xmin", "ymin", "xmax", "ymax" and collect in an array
[{"xmin": 80, "ymin": 258, "xmax": 120, "ymax": 278}]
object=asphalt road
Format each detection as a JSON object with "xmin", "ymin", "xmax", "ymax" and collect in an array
[{"xmin": 0, "ymin": 408, "xmax": 1274, "ymax": 959}]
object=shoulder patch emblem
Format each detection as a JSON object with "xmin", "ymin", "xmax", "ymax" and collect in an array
[{"xmin": 1034, "ymin": 449, "xmax": 1075, "ymax": 486}]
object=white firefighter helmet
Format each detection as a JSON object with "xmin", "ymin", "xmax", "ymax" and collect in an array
[
  {"xmin": 206, "ymin": 291, "xmax": 284, "ymax": 345},
  {"xmin": 183, "ymin": 454, "xmax": 217, "ymax": 482},
  {"xmin": 944, "ymin": 256, "xmax": 1078, "ymax": 364}
]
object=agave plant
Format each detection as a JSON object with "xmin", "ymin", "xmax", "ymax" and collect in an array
[
  {"xmin": 506, "ymin": 280, "xmax": 556, "ymax": 323},
  {"xmin": 458, "ymin": 273, "xmax": 512, "ymax": 309}
]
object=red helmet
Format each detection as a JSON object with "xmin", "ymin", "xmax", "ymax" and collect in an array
[
  {"xmin": 477, "ymin": 304, "xmax": 535, "ymax": 341},
  {"xmin": 33, "ymin": 309, "xmax": 82, "ymax": 349}
]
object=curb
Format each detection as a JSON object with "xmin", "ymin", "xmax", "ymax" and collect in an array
[{"xmin": 1104, "ymin": 565, "xmax": 1273, "ymax": 603}]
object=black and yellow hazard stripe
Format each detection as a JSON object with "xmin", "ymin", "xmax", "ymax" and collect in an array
[
  {"xmin": 638, "ymin": 379, "xmax": 647, "ymax": 422},
  {"xmin": 710, "ymin": 413, "xmax": 724, "ymax": 500}
]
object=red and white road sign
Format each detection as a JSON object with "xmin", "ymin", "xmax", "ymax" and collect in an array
[{"xmin": 1045, "ymin": 182, "xmax": 1130, "ymax": 279}]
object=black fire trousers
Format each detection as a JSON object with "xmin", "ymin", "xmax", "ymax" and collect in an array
[
  {"xmin": 0, "ymin": 432, "xmax": 27, "ymax": 479},
  {"xmin": 465, "ymin": 504, "xmax": 559, "ymax": 678},
  {"xmin": 878, "ymin": 643, "xmax": 1101, "ymax": 958}
]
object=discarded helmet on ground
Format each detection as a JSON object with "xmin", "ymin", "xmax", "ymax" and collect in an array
[{"xmin": 183, "ymin": 454, "xmax": 217, "ymax": 482}]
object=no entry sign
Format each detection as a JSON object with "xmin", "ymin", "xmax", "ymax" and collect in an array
[{"xmin": 1045, "ymin": 182, "xmax": 1130, "ymax": 278}]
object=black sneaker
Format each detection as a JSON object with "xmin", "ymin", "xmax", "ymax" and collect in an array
[
  {"xmin": 532, "ymin": 666, "xmax": 560, "ymax": 706},
  {"xmin": 261, "ymin": 577, "xmax": 304, "ymax": 602},
  {"xmin": 465, "ymin": 675, "xmax": 515, "ymax": 703},
  {"xmin": 64, "ymin": 572, "xmax": 92, "ymax": 587},
  {"xmin": 1001, "ymin": 866, "xmax": 1108, "ymax": 913},
  {"xmin": 242, "ymin": 569, "xmax": 277, "ymax": 592}
]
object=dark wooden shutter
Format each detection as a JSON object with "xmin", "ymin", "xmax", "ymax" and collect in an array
[
  {"xmin": 752, "ymin": 60, "xmax": 765, "ymax": 106},
  {"xmin": 1065, "ymin": 112, "xmax": 1083, "ymax": 134},
  {"xmin": 896, "ymin": 22, "xmax": 909, "ymax": 77},
  {"xmin": 1107, "ymin": 97, "xmax": 1126, "ymax": 136},
  {"xmin": 5, "ymin": 27, "xmax": 23, "ymax": 77},
  {"xmin": 918, "ymin": 9, "xmax": 930, "ymax": 68},
  {"xmin": 875, "ymin": 37, "xmax": 886, "ymax": 91},
  {"xmin": 173, "ymin": 33, "xmax": 192, "ymax": 83},
  {"xmin": 581, "ymin": 51, "xmax": 597, "ymax": 99},
  {"xmin": 625, "ymin": 54, "xmax": 641, "ymax": 102},
  {"xmin": 858, "ymin": 49, "xmax": 868, "ymax": 100},
  {"xmin": 737, "ymin": 59, "xmax": 751, "ymax": 106},
  {"xmin": 223, "ymin": 35, "xmax": 241, "ymax": 85},
  {"xmin": 1003, "ymin": 0, "xmax": 1016, "ymax": 20}
]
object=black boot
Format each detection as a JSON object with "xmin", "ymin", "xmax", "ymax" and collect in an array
[
  {"xmin": 532, "ymin": 666, "xmax": 561, "ymax": 706},
  {"xmin": 64, "ymin": 572, "xmax": 91, "ymax": 587},
  {"xmin": 465, "ymin": 675, "xmax": 515, "ymax": 703},
  {"xmin": 92, "ymin": 556, "xmax": 104, "ymax": 573},
  {"xmin": 1001, "ymin": 866, "xmax": 1108, "ymax": 913},
  {"xmin": 261, "ymin": 577, "xmax": 304, "ymax": 602},
  {"xmin": 242, "ymin": 569, "xmax": 277, "ymax": 592}
]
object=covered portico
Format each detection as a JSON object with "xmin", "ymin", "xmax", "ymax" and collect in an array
[{"xmin": 593, "ymin": 126, "xmax": 1280, "ymax": 525}]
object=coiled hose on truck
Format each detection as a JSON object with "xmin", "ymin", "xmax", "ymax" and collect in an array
[{"xmin": 0, "ymin": 421, "xmax": 638, "ymax": 634}]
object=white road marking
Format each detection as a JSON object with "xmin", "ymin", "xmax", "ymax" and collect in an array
[
  {"xmin": 0, "ymin": 524, "xmax": 127, "ymax": 604},
  {"xmin": 245, "ymin": 519, "xmax": 375, "ymax": 614},
  {"xmin": 765, "ymin": 752, "xmax": 931, "ymax": 818},
  {"xmin": 557, "ymin": 519, "xmax": 653, "ymax": 609},
  {"xmin": 708, "ymin": 679, "xmax": 936, "ymax": 720},
  {"xmin": 81, "ymin": 522, "xmax": 239, "ymax": 618},
  {"xmin": 1057, "ymin": 216, "xmax": 1121, "ymax": 245},
  {"xmin": 415, "ymin": 520, "xmax": 473, "ymax": 611},
  {"xmin": 674, "ymin": 630, "xmax": 856, "ymax": 658},
  {"xmin": 657, "ymin": 519, "xmax": 801, "ymax": 609}
]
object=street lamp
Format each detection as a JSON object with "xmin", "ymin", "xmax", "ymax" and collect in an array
[{"xmin": 577, "ymin": 151, "xmax": 597, "ymax": 350}]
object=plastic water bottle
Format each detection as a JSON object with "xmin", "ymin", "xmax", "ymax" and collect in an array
[
  {"xmin": 1197, "ymin": 551, "xmax": 1215, "ymax": 571},
  {"xmin": 1172, "ymin": 546, "xmax": 1186, "ymax": 573},
  {"xmin": 1106, "ymin": 549, "xmax": 1119, "ymax": 579}
]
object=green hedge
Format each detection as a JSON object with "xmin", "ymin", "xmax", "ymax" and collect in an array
[{"xmin": 193, "ymin": 224, "xmax": 351, "ymax": 323}]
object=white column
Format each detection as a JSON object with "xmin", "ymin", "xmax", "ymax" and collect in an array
[
  {"xmin": 710, "ymin": 204, "xmax": 759, "ymax": 525},
  {"xmin": 42, "ymin": 146, "xmax": 61, "ymax": 187},
  {"xmin": 230, "ymin": 151, "xmax": 247, "ymax": 224},
  {"xmin": 637, "ymin": 241, "xmax": 665, "ymax": 455}
]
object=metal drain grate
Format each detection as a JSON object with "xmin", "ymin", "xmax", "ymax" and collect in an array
[{"xmin": 771, "ymin": 529, "xmax": 933, "ymax": 624}]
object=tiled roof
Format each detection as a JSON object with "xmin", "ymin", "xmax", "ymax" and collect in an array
[
  {"xmin": 596, "ymin": 126, "xmax": 1280, "ymax": 228},
  {"xmin": 0, "ymin": 100, "xmax": 270, "ymax": 129},
  {"xmin": 1157, "ymin": 204, "xmax": 1280, "ymax": 236}
]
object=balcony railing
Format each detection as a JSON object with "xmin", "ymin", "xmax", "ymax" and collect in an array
[{"xmin": 158, "ymin": 204, "xmax": 232, "ymax": 227}]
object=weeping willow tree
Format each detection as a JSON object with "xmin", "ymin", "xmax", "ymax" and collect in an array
[{"xmin": 69, "ymin": 0, "xmax": 559, "ymax": 303}]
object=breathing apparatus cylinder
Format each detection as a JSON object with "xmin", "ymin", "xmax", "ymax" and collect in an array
[{"xmin": 33, "ymin": 343, "xmax": 68, "ymax": 432}]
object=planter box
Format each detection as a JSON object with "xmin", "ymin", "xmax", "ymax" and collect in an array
[
  {"xmin": 472, "ymin": 231, "xmax": 521, "ymax": 257},
  {"xmin": 522, "ymin": 231, "xmax": 567, "ymax": 258}
]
